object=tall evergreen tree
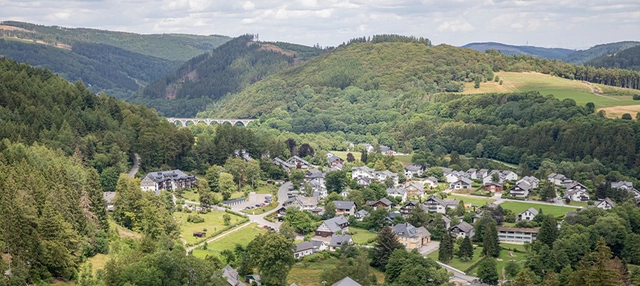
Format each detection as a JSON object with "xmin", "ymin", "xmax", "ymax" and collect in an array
[
  {"xmin": 360, "ymin": 150, "xmax": 368, "ymax": 164},
  {"xmin": 86, "ymin": 168, "xmax": 109, "ymax": 231},
  {"xmin": 371, "ymin": 226, "xmax": 404, "ymax": 270},
  {"xmin": 438, "ymin": 231, "xmax": 454, "ymax": 263},
  {"xmin": 538, "ymin": 215, "xmax": 558, "ymax": 247},
  {"xmin": 458, "ymin": 236, "xmax": 474, "ymax": 261},
  {"xmin": 482, "ymin": 220, "xmax": 500, "ymax": 257}
]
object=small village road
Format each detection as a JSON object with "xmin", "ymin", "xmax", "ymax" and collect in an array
[
  {"xmin": 245, "ymin": 182, "xmax": 291, "ymax": 231},
  {"xmin": 420, "ymin": 241, "xmax": 479, "ymax": 283},
  {"xmin": 127, "ymin": 153, "xmax": 140, "ymax": 178}
]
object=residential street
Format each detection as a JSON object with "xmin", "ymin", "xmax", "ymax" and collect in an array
[{"xmin": 245, "ymin": 181, "xmax": 291, "ymax": 231}]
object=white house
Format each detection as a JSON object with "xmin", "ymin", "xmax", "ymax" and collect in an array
[
  {"xmin": 498, "ymin": 227, "xmax": 539, "ymax": 244},
  {"xmin": 466, "ymin": 168, "xmax": 478, "ymax": 179},
  {"xmin": 501, "ymin": 170, "xmax": 519, "ymax": 181},
  {"xmin": 140, "ymin": 170, "xmax": 197, "ymax": 194},
  {"xmin": 446, "ymin": 170, "xmax": 468, "ymax": 183},
  {"xmin": 450, "ymin": 178, "xmax": 473, "ymax": 190},
  {"xmin": 548, "ymin": 173, "xmax": 572, "ymax": 186},
  {"xmin": 517, "ymin": 207, "xmax": 539, "ymax": 221},
  {"xmin": 520, "ymin": 176, "xmax": 540, "ymax": 189},
  {"xmin": 450, "ymin": 221, "xmax": 475, "ymax": 239},
  {"xmin": 315, "ymin": 216, "xmax": 350, "ymax": 237},
  {"xmin": 404, "ymin": 164, "xmax": 425, "ymax": 178},
  {"xmin": 424, "ymin": 176, "xmax": 439, "ymax": 189},
  {"xmin": 386, "ymin": 188, "xmax": 408, "ymax": 202},
  {"xmin": 596, "ymin": 198, "xmax": 616, "ymax": 210},
  {"xmin": 612, "ymin": 181, "xmax": 640, "ymax": 198},
  {"xmin": 510, "ymin": 181, "xmax": 533, "ymax": 198},
  {"xmin": 564, "ymin": 182, "xmax": 589, "ymax": 202},
  {"xmin": 376, "ymin": 170, "xmax": 399, "ymax": 186},
  {"xmin": 334, "ymin": 201, "xmax": 356, "ymax": 216},
  {"xmin": 423, "ymin": 196, "xmax": 460, "ymax": 213}
]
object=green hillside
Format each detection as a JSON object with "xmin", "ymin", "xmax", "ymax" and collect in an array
[
  {"xmin": 564, "ymin": 41, "xmax": 640, "ymax": 64},
  {"xmin": 131, "ymin": 34, "xmax": 325, "ymax": 117},
  {"xmin": 461, "ymin": 42, "xmax": 574, "ymax": 59},
  {"xmin": 587, "ymin": 45, "xmax": 640, "ymax": 71},
  {"xmin": 0, "ymin": 21, "xmax": 230, "ymax": 61},
  {"xmin": 0, "ymin": 38, "xmax": 182, "ymax": 98}
]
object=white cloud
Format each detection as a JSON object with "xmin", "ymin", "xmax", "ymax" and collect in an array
[{"xmin": 0, "ymin": 0, "xmax": 637, "ymax": 49}]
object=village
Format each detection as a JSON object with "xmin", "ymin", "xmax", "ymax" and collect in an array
[{"xmin": 100, "ymin": 143, "xmax": 640, "ymax": 286}]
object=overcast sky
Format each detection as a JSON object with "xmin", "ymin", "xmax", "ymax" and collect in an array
[{"xmin": 1, "ymin": 0, "xmax": 639, "ymax": 50}]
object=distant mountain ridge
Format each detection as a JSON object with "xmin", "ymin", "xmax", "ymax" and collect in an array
[
  {"xmin": 462, "ymin": 41, "xmax": 640, "ymax": 64},
  {"xmin": 586, "ymin": 45, "xmax": 640, "ymax": 71},
  {"xmin": 461, "ymin": 42, "xmax": 574, "ymax": 59}
]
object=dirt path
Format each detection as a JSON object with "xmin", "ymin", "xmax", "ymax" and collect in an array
[
  {"xmin": 127, "ymin": 153, "xmax": 140, "ymax": 178},
  {"xmin": 582, "ymin": 81, "xmax": 620, "ymax": 100}
]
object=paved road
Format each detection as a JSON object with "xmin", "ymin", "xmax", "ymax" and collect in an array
[
  {"xmin": 127, "ymin": 153, "xmax": 140, "ymax": 178},
  {"xmin": 246, "ymin": 182, "xmax": 291, "ymax": 231},
  {"xmin": 436, "ymin": 262, "xmax": 479, "ymax": 283}
]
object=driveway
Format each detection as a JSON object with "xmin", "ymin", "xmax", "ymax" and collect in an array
[
  {"xmin": 244, "ymin": 182, "xmax": 292, "ymax": 231},
  {"xmin": 419, "ymin": 241, "xmax": 440, "ymax": 256}
]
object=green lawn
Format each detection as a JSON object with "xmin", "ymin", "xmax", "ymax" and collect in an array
[
  {"xmin": 287, "ymin": 255, "xmax": 385, "ymax": 285},
  {"xmin": 180, "ymin": 189, "xmax": 199, "ymax": 202},
  {"xmin": 499, "ymin": 202, "xmax": 574, "ymax": 218},
  {"xmin": 349, "ymin": 227, "xmax": 377, "ymax": 245},
  {"xmin": 174, "ymin": 210, "xmax": 235, "ymax": 245},
  {"xmin": 82, "ymin": 253, "xmax": 110, "ymax": 275},
  {"xmin": 448, "ymin": 195, "xmax": 496, "ymax": 207},
  {"xmin": 191, "ymin": 223, "xmax": 266, "ymax": 259},
  {"xmin": 427, "ymin": 245, "xmax": 484, "ymax": 271},
  {"xmin": 428, "ymin": 243, "xmax": 528, "ymax": 277}
]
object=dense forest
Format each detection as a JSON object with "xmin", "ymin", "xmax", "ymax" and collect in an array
[
  {"xmin": 0, "ymin": 21, "xmax": 230, "ymax": 61},
  {"xmin": 0, "ymin": 58, "xmax": 194, "ymax": 191},
  {"xmin": 587, "ymin": 45, "xmax": 640, "ymax": 71},
  {"xmin": 462, "ymin": 42, "xmax": 574, "ymax": 59},
  {"xmin": 0, "ymin": 39, "xmax": 182, "ymax": 98},
  {"xmin": 564, "ymin": 41, "xmax": 640, "ymax": 64},
  {"xmin": 133, "ymin": 34, "xmax": 324, "ymax": 117}
]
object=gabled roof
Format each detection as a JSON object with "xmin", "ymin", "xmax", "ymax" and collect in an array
[
  {"xmin": 334, "ymin": 201, "xmax": 356, "ymax": 210},
  {"xmin": 405, "ymin": 164, "xmax": 424, "ymax": 171},
  {"xmin": 455, "ymin": 178, "xmax": 473, "ymax": 185},
  {"xmin": 599, "ymin": 198, "xmax": 616, "ymax": 207},
  {"xmin": 484, "ymin": 182, "xmax": 503, "ymax": 187},
  {"xmin": 386, "ymin": 188, "xmax": 407, "ymax": 196},
  {"xmin": 352, "ymin": 166, "xmax": 375, "ymax": 173},
  {"xmin": 425, "ymin": 176, "xmax": 439, "ymax": 183},
  {"xmin": 144, "ymin": 169, "xmax": 195, "ymax": 183},
  {"xmin": 329, "ymin": 234, "xmax": 352, "ymax": 247},
  {"xmin": 328, "ymin": 155, "xmax": 343, "ymax": 163},
  {"xmin": 393, "ymin": 222, "xmax": 429, "ymax": 238},
  {"xmin": 451, "ymin": 221, "xmax": 474, "ymax": 233},
  {"xmin": 321, "ymin": 216, "xmax": 349, "ymax": 232},
  {"xmin": 310, "ymin": 239, "xmax": 326, "ymax": 248},
  {"xmin": 332, "ymin": 276, "xmax": 361, "ymax": 286},
  {"xmin": 222, "ymin": 265, "xmax": 246, "ymax": 286},
  {"xmin": 103, "ymin": 191, "xmax": 116, "ymax": 204},
  {"xmin": 521, "ymin": 207, "xmax": 539, "ymax": 216},
  {"xmin": 513, "ymin": 181, "xmax": 533, "ymax": 191},
  {"xmin": 612, "ymin": 181, "xmax": 634, "ymax": 189},
  {"xmin": 355, "ymin": 209, "xmax": 370, "ymax": 217},
  {"xmin": 295, "ymin": 241, "xmax": 314, "ymax": 252}
]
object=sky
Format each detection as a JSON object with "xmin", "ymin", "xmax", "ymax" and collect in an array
[{"xmin": 1, "ymin": 0, "xmax": 639, "ymax": 50}]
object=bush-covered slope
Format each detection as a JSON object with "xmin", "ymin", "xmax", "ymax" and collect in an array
[
  {"xmin": 0, "ymin": 39, "xmax": 181, "ymax": 98},
  {"xmin": 0, "ymin": 58, "xmax": 194, "ymax": 189},
  {"xmin": 0, "ymin": 21, "xmax": 230, "ymax": 61},
  {"xmin": 131, "ymin": 34, "xmax": 325, "ymax": 117},
  {"xmin": 586, "ymin": 45, "xmax": 640, "ymax": 71}
]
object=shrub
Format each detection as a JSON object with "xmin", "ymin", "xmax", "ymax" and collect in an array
[
  {"xmin": 187, "ymin": 214, "xmax": 205, "ymax": 223},
  {"xmin": 633, "ymin": 94, "xmax": 640, "ymax": 100}
]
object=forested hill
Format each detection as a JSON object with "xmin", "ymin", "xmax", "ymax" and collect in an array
[
  {"xmin": 564, "ymin": 41, "xmax": 640, "ymax": 64},
  {"xmin": 461, "ymin": 42, "xmax": 574, "ymax": 59},
  {"xmin": 201, "ymin": 38, "xmax": 640, "ymax": 120},
  {"xmin": 586, "ymin": 45, "xmax": 640, "ymax": 71},
  {"xmin": 0, "ymin": 58, "xmax": 195, "ymax": 191},
  {"xmin": 462, "ymin": 41, "xmax": 640, "ymax": 64},
  {"xmin": 0, "ymin": 21, "xmax": 230, "ymax": 61},
  {"xmin": 0, "ymin": 39, "xmax": 182, "ymax": 99},
  {"xmin": 130, "ymin": 34, "xmax": 325, "ymax": 117}
]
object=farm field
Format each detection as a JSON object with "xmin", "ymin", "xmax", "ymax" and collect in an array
[
  {"xmin": 499, "ymin": 201, "xmax": 574, "ymax": 218},
  {"xmin": 191, "ymin": 223, "xmax": 266, "ymax": 259},
  {"xmin": 462, "ymin": 72, "xmax": 640, "ymax": 118}
]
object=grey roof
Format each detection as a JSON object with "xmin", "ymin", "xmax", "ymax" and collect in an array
[
  {"xmin": 522, "ymin": 207, "xmax": 539, "ymax": 216},
  {"xmin": 389, "ymin": 211, "xmax": 402, "ymax": 219},
  {"xmin": 355, "ymin": 209, "xmax": 370, "ymax": 217},
  {"xmin": 289, "ymin": 155, "xmax": 311, "ymax": 165},
  {"xmin": 456, "ymin": 178, "xmax": 473, "ymax": 185},
  {"xmin": 333, "ymin": 201, "xmax": 356, "ymax": 210},
  {"xmin": 393, "ymin": 222, "xmax": 429, "ymax": 238},
  {"xmin": 322, "ymin": 216, "xmax": 349, "ymax": 232},
  {"xmin": 426, "ymin": 176, "xmax": 439, "ymax": 183},
  {"xmin": 352, "ymin": 166, "xmax": 375, "ymax": 173},
  {"xmin": 328, "ymin": 155, "xmax": 342, "ymax": 163},
  {"xmin": 513, "ymin": 181, "xmax": 533, "ymax": 191},
  {"xmin": 612, "ymin": 181, "xmax": 634, "ymax": 189},
  {"xmin": 405, "ymin": 164, "xmax": 424, "ymax": 171},
  {"xmin": 295, "ymin": 241, "xmax": 314, "ymax": 252},
  {"xmin": 332, "ymin": 276, "xmax": 361, "ymax": 286},
  {"xmin": 380, "ymin": 145, "xmax": 391, "ymax": 152},
  {"xmin": 103, "ymin": 191, "xmax": 116, "ymax": 204},
  {"xmin": 144, "ymin": 169, "xmax": 195, "ymax": 183},
  {"xmin": 379, "ymin": 197, "xmax": 393, "ymax": 206},
  {"xmin": 386, "ymin": 188, "xmax": 407, "ymax": 196},
  {"xmin": 307, "ymin": 171, "xmax": 325, "ymax": 179},
  {"xmin": 310, "ymin": 240, "xmax": 325, "ymax": 249},
  {"xmin": 451, "ymin": 221, "xmax": 475, "ymax": 233},
  {"xmin": 222, "ymin": 265, "xmax": 246, "ymax": 286},
  {"xmin": 329, "ymin": 234, "xmax": 352, "ymax": 247},
  {"xmin": 600, "ymin": 198, "xmax": 617, "ymax": 207}
]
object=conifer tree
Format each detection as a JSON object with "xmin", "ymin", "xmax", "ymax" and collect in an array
[
  {"xmin": 458, "ymin": 236, "xmax": 474, "ymax": 261},
  {"xmin": 482, "ymin": 220, "xmax": 500, "ymax": 257},
  {"xmin": 371, "ymin": 226, "xmax": 404, "ymax": 270},
  {"xmin": 538, "ymin": 215, "xmax": 558, "ymax": 247},
  {"xmin": 438, "ymin": 231, "xmax": 454, "ymax": 263},
  {"xmin": 86, "ymin": 168, "xmax": 109, "ymax": 231}
]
